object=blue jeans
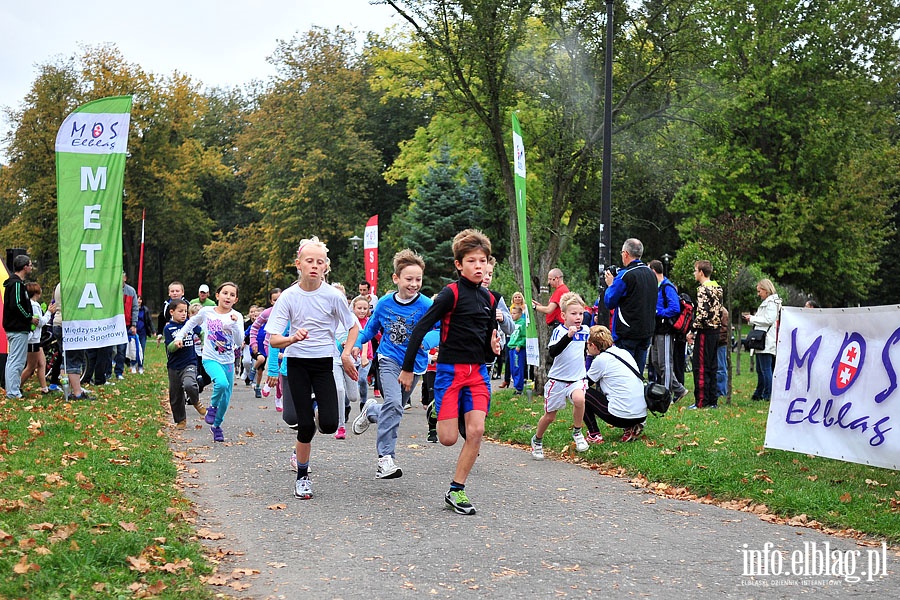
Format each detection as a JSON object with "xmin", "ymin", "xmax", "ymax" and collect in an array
[
  {"xmin": 357, "ymin": 361, "xmax": 371, "ymax": 403},
  {"xmin": 368, "ymin": 356, "xmax": 419, "ymax": 458},
  {"xmin": 509, "ymin": 347, "xmax": 526, "ymax": 392},
  {"xmin": 203, "ymin": 359, "xmax": 234, "ymax": 427},
  {"xmin": 615, "ymin": 336, "xmax": 652, "ymax": 376},
  {"xmin": 717, "ymin": 345, "xmax": 728, "ymax": 398},
  {"xmin": 754, "ymin": 353, "xmax": 774, "ymax": 400}
]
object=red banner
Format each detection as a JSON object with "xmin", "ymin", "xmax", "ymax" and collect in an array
[{"xmin": 363, "ymin": 215, "xmax": 378, "ymax": 295}]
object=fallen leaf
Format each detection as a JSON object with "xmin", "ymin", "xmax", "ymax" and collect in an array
[
  {"xmin": 119, "ymin": 522, "xmax": 138, "ymax": 532},
  {"xmin": 839, "ymin": 493, "xmax": 852, "ymax": 503},
  {"xmin": 266, "ymin": 504, "xmax": 287, "ymax": 511},
  {"xmin": 197, "ymin": 528, "xmax": 225, "ymax": 540}
]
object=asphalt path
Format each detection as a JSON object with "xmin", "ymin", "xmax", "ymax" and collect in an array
[{"xmin": 171, "ymin": 380, "xmax": 897, "ymax": 599}]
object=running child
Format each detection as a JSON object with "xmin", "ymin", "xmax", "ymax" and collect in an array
[
  {"xmin": 400, "ymin": 229, "xmax": 501, "ymax": 515},
  {"xmin": 530, "ymin": 292, "xmax": 590, "ymax": 460},
  {"xmin": 173, "ymin": 282, "xmax": 243, "ymax": 442},
  {"xmin": 266, "ymin": 237, "xmax": 358, "ymax": 500},
  {"xmin": 351, "ymin": 249, "xmax": 435, "ymax": 479},
  {"xmin": 350, "ymin": 295, "xmax": 373, "ymax": 410},
  {"xmin": 163, "ymin": 299, "xmax": 206, "ymax": 428}
]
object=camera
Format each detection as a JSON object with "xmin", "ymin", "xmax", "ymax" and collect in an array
[{"xmin": 605, "ymin": 265, "xmax": 618, "ymax": 277}]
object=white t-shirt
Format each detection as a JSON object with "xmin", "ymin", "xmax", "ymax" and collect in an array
[
  {"xmin": 586, "ymin": 346, "xmax": 647, "ymax": 419},
  {"xmin": 177, "ymin": 306, "xmax": 244, "ymax": 365},
  {"xmin": 547, "ymin": 324, "xmax": 589, "ymax": 382},
  {"xmin": 266, "ymin": 282, "xmax": 357, "ymax": 359}
]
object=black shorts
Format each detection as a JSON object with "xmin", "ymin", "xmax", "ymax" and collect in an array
[{"xmin": 28, "ymin": 343, "xmax": 41, "ymax": 353}]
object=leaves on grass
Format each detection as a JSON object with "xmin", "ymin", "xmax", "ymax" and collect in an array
[
  {"xmin": 840, "ymin": 492, "xmax": 853, "ymax": 503},
  {"xmin": 13, "ymin": 555, "xmax": 39, "ymax": 574},
  {"xmin": 119, "ymin": 521, "xmax": 138, "ymax": 532}
]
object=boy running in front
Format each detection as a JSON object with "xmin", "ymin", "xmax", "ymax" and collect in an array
[{"xmin": 400, "ymin": 229, "xmax": 501, "ymax": 515}]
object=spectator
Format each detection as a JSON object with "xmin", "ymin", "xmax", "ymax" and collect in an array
[
  {"xmin": 157, "ymin": 281, "xmax": 186, "ymax": 342},
  {"xmin": 688, "ymin": 260, "xmax": 723, "ymax": 409},
  {"xmin": 603, "ymin": 238, "xmax": 657, "ymax": 374},
  {"xmin": 648, "ymin": 260, "xmax": 689, "ymax": 403},
  {"xmin": 51, "ymin": 283, "xmax": 90, "ymax": 400},
  {"xmin": 717, "ymin": 306, "xmax": 730, "ymax": 401},
  {"xmin": 3, "ymin": 255, "xmax": 38, "ymax": 399},
  {"xmin": 744, "ymin": 278, "xmax": 781, "ymax": 402},
  {"xmin": 190, "ymin": 284, "xmax": 216, "ymax": 307},
  {"xmin": 532, "ymin": 268, "xmax": 569, "ymax": 326},
  {"xmin": 114, "ymin": 273, "xmax": 139, "ymax": 380}
]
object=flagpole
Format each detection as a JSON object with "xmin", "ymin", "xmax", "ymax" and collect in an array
[{"xmin": 137, "ymin": 208, "xmax": 145, "ymax": 297}]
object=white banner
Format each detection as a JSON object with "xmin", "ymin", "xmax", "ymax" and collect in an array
[{"xmin": 765, "ymin": 305, "xmax": 899, "ymax": 470}]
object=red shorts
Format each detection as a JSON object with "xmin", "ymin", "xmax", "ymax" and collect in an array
[{"xmin": 433, "ymin": 363, "xmax": 491, "ymax": 421}]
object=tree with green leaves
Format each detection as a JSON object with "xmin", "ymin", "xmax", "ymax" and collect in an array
[{"xmin": 671, "ymin": 0, "xmax": 900, "ymax": 306}]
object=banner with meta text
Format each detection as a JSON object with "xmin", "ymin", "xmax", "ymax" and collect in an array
[
  {"xmin": 512, "ymin": 113, "xmax": 539, "ymax": 366},
  {"xmin": 764, "ymin": 305, "xmax": 898, "ymax": 470},
  {"xmin": 55, "ymin": 95, "xmax": 133, "ymax": 350}
]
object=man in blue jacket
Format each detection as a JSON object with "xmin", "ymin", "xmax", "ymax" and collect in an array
[{"xmin": 603, "ymin": 238, "xmax": 657, "ymax": 374}]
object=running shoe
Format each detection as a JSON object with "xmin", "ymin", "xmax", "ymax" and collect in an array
[
  {"xmin": 294, "ymin": 476, "xmax": 313, "ymax": 499},
  {"xmin": 573, "ymin": 430, "xmax": 589, "ymax": 452},
  {"xmin": 376, "ymin": 455, "xmax": 402, "ymax": 479},
  {"xmin": 427, "ymin": 429, "xmax": 438, "ymax": 443},
  {"xmin": 531, "ymin": 435, "xmax": 544, "ymax": 460},
  {"xmin": 334, "ymin": 426, "xmax": 346, "ymax": 440},
  {"xmin": 193, "ymin": 402, "xmax": 207, "ymax": 416},
  {"xmin": 204, "ymin": 405, "xmax": 217, "ymax": 425},
  {"xmin": 352, "ymin": 398, "xmax": 377, "ymax": 435},
  {"xmin": 210, "ymin": 426, "xmax": 224, "ymax": 442},
  {"xmin": 254, "ymin": 386, "xmax": 262, "ymax": 399},
  {"xmin": 445, "ymin": 489, "xmax": 476, "ymax": 515},
  {"xmin": 586, "ymin": 432, "xmax": 604, "ymax": 445},
  {"xmin": 275, "ymin": 396, "xmax": 283, "ymax": 412},
  {"xmin": 290, "ymin": 449, "xmax": 298, "ymax": 472},
  {"xmin": 621, "ymin": 423, "xmax": 645, "ymax": 443}
]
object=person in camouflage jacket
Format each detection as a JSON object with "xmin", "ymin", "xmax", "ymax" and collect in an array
[{"xmin": 689, "ymin": 260, "xmax": 722, "ymax": 409}]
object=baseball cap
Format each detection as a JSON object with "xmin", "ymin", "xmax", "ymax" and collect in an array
[{"xmin": 199, "ymin": 284, "xmax": 210, "ymax": 293}]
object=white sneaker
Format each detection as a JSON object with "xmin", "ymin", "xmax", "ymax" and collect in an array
[
  {"xmin": 376, "ymin": 455, "xmax": 402, "ymax": 479},
  {"xmin": 290, "ymin": 450, "xmax": 298, "ymax": 472},
  {"xmin": 531, "ymin": 435, "xmax": 544, "ymax": 460},
  {"xmin": 573, "ymin": 430, "xmax": 589, "ymax": 452},
  {"xmin": 352, "ymin": 398, "xmax": 378, "ymax": 435},
  {"xmin": 130, "ymin": 367, "xmax": 137, "ymax": 374},
  {"xmin": 293, "ymin": 476, "xmax": 312, "ymax": 499},
  {"xmin": 138, "ymin": 367, "xmax": 144, "ymax": 374}
]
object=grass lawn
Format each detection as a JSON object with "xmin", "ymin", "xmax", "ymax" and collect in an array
[
  {"xmin": 486, "ymin": 348, "xmax": 900, "ymax": 544},
  {"xmin": 0, "ymin": 344, "xmax": 213, "ymax": 599}
]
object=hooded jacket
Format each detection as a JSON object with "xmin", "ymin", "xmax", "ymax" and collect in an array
[{"xmin": 3, "ymin": 273, "xmax": 33, "ymax": 332}]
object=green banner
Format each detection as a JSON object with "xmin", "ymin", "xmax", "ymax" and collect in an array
[
  {"xmin": 512, "ymin": 113, "xmax": 539, "ymax": 366},
  {"xmin": 55, "ymin": 96, "xmax": 133, "ymax": 350}
]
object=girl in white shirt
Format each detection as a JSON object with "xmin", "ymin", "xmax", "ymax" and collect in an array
[
  {"xmin": 266, "ymin": 237, "xmax": 358, "ymax": 500},
  {"xmin": 174, "ymin": 282, "xmax": 243, "ymax": 443}
]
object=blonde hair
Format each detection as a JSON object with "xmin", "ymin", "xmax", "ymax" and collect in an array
[
  {"xmin": 351, "ymin": 295, "xmax": 370, "ymax": 309},
  {"xmin": 588, "ymin": 325, "xmax": 613, "ymax": 351},
  {"xmin": 188, "ymin": 303, "xmax": 201, "ymax": 316},
  {"xmin": 393, "ymin": 249, "xmax": 425, "ymax": 275},
  {"xmin": 757, "ymin": 278, "xmax": 776, "ymax": 296},
  {"xmin": 296, "ymin": 236, "xmax": 328, "ymax": 259},
  {"xmin": 559, "ymin": 291, "xmax": 586, "ymax": 312}
]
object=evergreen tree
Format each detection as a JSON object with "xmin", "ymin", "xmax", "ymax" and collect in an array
[{"xmin": 399, "ymin": 145, "xmax": 486, "ymax": 295}]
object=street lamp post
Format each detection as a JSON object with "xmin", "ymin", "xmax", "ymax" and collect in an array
[
  {"xmin": 349, "ymin": 235, "xmax": 362, "ymax": 279},
  {"xmin": 661, "ymin": 253, "xmax": 672, "ymax": 278},
  {"xmin": 264, "ymin": 268, "xmax": 271, "ymax": 295}
]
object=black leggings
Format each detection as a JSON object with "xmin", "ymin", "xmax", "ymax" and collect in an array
[
  {"xmin": 584, "ymin": 388, "xmax": 645, "ymax": 434},
  {"xmin": 286, "ymin": 357, "xmax": 339, "ymax": 443}
]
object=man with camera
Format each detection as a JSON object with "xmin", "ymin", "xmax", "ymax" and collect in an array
[{"xmin": 603, "ymin": 239, "xmax": 657, "ymax": 374}]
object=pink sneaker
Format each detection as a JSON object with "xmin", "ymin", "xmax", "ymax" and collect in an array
[
  {"xmin": 275, "ymin": 396, "xmax": 283, "ymax": 412},
  {"xmin": 586, "ymin": 432, "xmax": 604, "ymax": 444},
  {"xmin": 334, "ymin": 426, "xmax": 346, "ymax": 440}
]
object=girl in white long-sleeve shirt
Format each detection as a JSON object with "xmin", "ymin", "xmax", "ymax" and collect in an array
[{"xmin": 174, "ymin": 282, "xmax": 243, "ymax": 442}]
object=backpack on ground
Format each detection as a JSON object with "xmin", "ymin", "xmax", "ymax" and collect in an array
[{"xmin": 668, "ymin": 292, "xmax": 694, "ymax": 337}]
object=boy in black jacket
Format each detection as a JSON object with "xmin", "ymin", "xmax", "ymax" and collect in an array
[{"xmin": 400, "ymin": 230, "xmax": 500, "ymax": 515}]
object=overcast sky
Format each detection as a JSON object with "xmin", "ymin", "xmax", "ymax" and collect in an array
[{"xmin": 0, "ymin": 0, "xmax": 402, "ymax": 158}]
